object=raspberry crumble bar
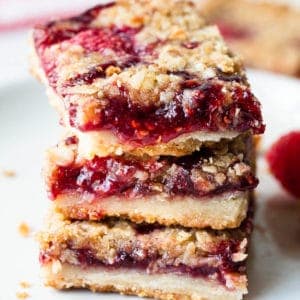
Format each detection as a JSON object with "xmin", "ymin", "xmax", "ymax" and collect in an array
[
  {"xmin": 30, "ymin": 0, "xmax": 264, "ymax": 158},
  {"xmin": 39, "ymin": 208, "xmax": 252, "ymax": 300},
  {"xmin": 45, "ymin": 133, "xmax": 256, "ymax": 229},
  {"xmin": 200, "ymin": 0, "xmax": 300, "ymax": 77},
  {"xmin": 31, "ymin": 1, "xmax": 264, "ymax": 299}
]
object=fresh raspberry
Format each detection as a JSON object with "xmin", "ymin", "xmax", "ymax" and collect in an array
[{"xmin": 266, "ymin": 131, "xmax": 300, "ymax": 198}]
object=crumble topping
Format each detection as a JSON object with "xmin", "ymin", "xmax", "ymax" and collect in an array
[
  {"xmin": 18, "ymin": 222, "xmax": 31, "ymax": 238},
  {"xmin": 2, "ymin": 169, "xmax": 16, "ymax": 177},
  {"xmin": 16, "ymin": 291, "xmax": 30, "ymax": 299},
  {"xmin": 19, "ymin": 281, "xmax": 31, "ymax": 289}
]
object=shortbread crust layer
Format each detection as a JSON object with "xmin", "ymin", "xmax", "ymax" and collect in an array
[
  {"xmin": 54, "ymin": 191, "xmax": 249, "ymax": 229},
  {"xmin": 42, "ymin": 263, "xmax": 246, "ymax": 300}
]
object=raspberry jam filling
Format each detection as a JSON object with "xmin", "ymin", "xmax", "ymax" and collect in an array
[
  {"xmin": 50, "ymin": 144, "xmax": 258, "ymax": 199},
  {"xmin": 69, "ymin": 79, "xmax": 264, "ymax": 145},
  {"xmin": 39, "ymin": 237, "xmax": 245, "ymax": 286}
]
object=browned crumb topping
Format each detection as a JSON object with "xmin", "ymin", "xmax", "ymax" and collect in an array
[
  {"xmin": 18, "ymin": 222, "xmax": 31, "ymax": 238},
  {"xmin": 19, "ymin": 281, "xmax": 31, "ymax": 289},
  {"xmin": 16, "ymin": 291, "xmax": 29, "ymax": 299},
  {"xmin": 2, "ymin": 169, "xmax": 16, "ymax": 177}
]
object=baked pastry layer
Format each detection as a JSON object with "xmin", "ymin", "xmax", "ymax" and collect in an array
[
  {"xmin": 39, "ymin": 209, "xmax": 251, "ymax": 298},
  {"xmin": 54, "ymin": 191, "xmax": 249, "ymax": 229},
  {"xmin": 42, "ymin": 263, "xmax": 246, "ymax": 300},
  {"xmin": 31, "ymin": 0, "xmax": 264, "ymax": 156},
  {"xmin": 200, "ymin": 0, "xmax": 300, "ymax": 76}
]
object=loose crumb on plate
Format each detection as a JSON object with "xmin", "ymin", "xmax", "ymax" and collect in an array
[
  {"xmin": 19, "ymin": 281, "xmax": 31, "ymax": 289},
  {"xmin": 18, "ymin": 222, "xmax": 31, "ymax": 237},
  {"xmin": 2, "ymin": 169, "xmax": 16, "ymax": 177},
  {"xmin": 16, "ymin": 291, "xmax": 30, "ymax": 299}
]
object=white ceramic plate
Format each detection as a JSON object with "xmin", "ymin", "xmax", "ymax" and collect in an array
[{"xmin": 0, "ymin": 70, "xmax": 300, "ymax": 300}]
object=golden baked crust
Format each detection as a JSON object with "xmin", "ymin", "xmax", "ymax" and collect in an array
[
  {"xmin": 72, "ymin": 127, "xmax": 240, "ymax": 158},
  {"xmin": 54, "ymin": 192, "xmax": 249, "ymax": 229},
  {"xmin": 200, "ymin": 0, "xmax": 300, "ymax": 76}
]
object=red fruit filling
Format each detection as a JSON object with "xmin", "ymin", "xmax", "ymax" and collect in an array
[
  {"xmin": 69, "ymin": 80, "xmax": 264, "ymax": 145},
  {"xmin": 50, "ymin": 149, "xmax": 258, "ymax": 199},
  {"xmin": 69, "ymin": 26, "xmax": 139, "ymax": 54},
  {"xmin": 266, "ymin": 131, "xmax": 300, "ymax": 198},
  {"xmin": 65, "ymin": 57, "xmax": 140, "ymax": 87}
]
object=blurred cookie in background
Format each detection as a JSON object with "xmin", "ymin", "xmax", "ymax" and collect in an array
[{"xmin": 199, "ymin": 0, "xmax": 300, "ymax": 77}]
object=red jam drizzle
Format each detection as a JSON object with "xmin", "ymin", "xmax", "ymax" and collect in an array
[
  {"xmin": 33, "ymin": 1, "xmax": 142, "ymax": 89},
  {"xmin": 65, "ymin": 56, "xmax": 140, "ymax": 87},
  {"xmin": 34, "ymin": 24, "xmax": 140, "ymax": 87},
  {"xmin": 69, "ymin": 26, "xmax": 139, "ymax": 53}
]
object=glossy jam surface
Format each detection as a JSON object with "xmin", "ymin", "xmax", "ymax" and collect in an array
[
  {"xmin": 50, "ymin": 148, "xmax": 258, "ymax": 199},
  {"xmin": 34, "ymin": 3, "xmax": 265, "ymax": 146},
  {"xmin": 70, "ymin": 80, "xmax": 264, "ymax": 145}
]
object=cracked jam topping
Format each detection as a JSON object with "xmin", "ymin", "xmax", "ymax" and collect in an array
[
  {"xmin": 49, "ymin": 136, "xmax": 258, "ymax": 199},
  {"xmin": 33, "ymin": 1, "xmax": 264, "ymax": 147}
]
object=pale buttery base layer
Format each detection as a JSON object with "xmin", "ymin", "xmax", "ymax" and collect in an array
[
  {"xmin": 29, "ymin": 45, "xmax": 239, "ymax": 159},
  {"xmin": 55, "ymin": 191, "xmax": 249, "ymax": 230},
  {"xmin": 42, "ymin": 262, "xmax": 246, "ymax": 300}
]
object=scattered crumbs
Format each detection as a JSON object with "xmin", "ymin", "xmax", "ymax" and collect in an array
[
  {"xmin": 16, "ymin": 291, "xmax": 29, "ymax": 299},
  {"xmin": 2, "ymin": 169, "xmax": 16, "ymax": 177},
  {"xmin": 19, "ymin": 281, "xmax": 31, "ymax": 289},
  {"xmin": 18, "ymin": 222, "xmax": 31, "ymax": 237}
]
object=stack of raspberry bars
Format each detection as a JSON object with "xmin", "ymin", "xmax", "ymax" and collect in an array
[{"xmin": 31, "ymin": 1, "xmax": 264, "ymax": 299}]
